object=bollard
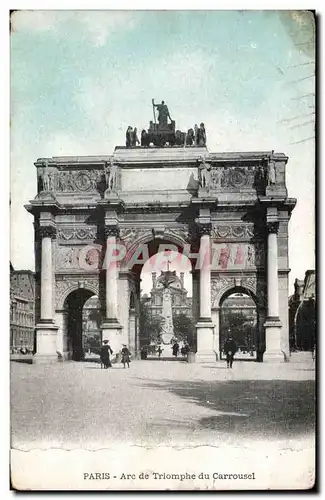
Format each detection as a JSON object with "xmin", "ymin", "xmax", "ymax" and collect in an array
[{"xmin": 187, "ymin": 352, "xmax": 196, "ymax": 364}]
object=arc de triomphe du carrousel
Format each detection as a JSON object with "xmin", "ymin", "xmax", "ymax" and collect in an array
[{"xmin": 25, "ymin": 101, "xmax": 296, "ymax": 364}]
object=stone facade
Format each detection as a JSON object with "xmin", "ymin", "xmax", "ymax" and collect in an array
[
  {"xmin": 289, "ymin": 270, "xmax": 316, "ymax": 351},
  {"xmin": 10, "ymin": 264, "xmax": 35, "ymax": 351},
  {"xmin": 26, "ymin": 146, "xmax": 296, "ymax": 363}
]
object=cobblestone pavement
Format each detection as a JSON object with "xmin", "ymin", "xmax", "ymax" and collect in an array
[{"xmin": 11, "ymin": 354, "xmax": 315, "ymax": 451}]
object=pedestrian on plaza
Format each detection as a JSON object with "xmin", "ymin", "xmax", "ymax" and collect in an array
[
  {"xmin": 100, "ymin": 340, "xmax": 113, "ymax": 369},
  {"xmin": 157, "ymin": 345, "xmax": 163, "ymax": 359},
  {"xmin": 121, "ymin": 344, "xmax": 131, "ymax": 368},
  {"xmin": 312, "ymin": 344, "xmax": 316, "ymax": 362},
  {"xmin": 172, "ymin": 342, "xmax": 179, "ymax": 357},
  {"xmin": 224, "ymin": 334, "xmax": 237, "ymax": 369},
  {"xmin": 184, "ymin": 343, "xmax": 190, "ymax": 356}
]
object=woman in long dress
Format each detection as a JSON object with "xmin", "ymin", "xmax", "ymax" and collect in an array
[{"xmin": 100, "ymin": 340, "xmax": 113, "ymax": 369}]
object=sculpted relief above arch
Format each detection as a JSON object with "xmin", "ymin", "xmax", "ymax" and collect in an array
[
  {"xmin": 119, "ymin": 228, "xmax": 152, "ymax": 249},
  {"xmin": 119, "ymin": 226, "xmax": 190, "ymax": 250},
  {"xmin": 55, "ymin": 277, "xmax": 99, "ymax": 310},
  {"xmin": 211, "ymin": 275, "xmax": 266, "ymax": 309}
]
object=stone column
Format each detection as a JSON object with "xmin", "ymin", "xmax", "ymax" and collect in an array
[
  {"xmin": 134, "ymin": 280, "xmax": 141, "ymax": 359},
  {"xmin": 129, "ymin": 308, "xmax": 136, "ymax": 353},
  {"xmin": 34, "ymin": 226, "xmax": 58, "ymax": 363},
  {"xmin": 105, "ymin": 228, "xmax": 118, "ymax": 321},
  {"xmin": 264, "ymin": 221, "xmax": 284, "ymax": 362},
  {"xmin": 195, "ymin": 223, "xmax": 216, "ymax": 363},
  {"xmin": 40, "ymin": 229, "xmax": 54, "ymax": 321},
  {"xmin": 191, "ymin": 270, "xmax": 200, "ymax": 322},
  {"xmin": 199, "ymin": 231, "xmax": 212, "ymax": 319},
  {"xmin": 117, "ymin": 275, "xmax": 130, "ymax": 346},
  {"xmin": 211, "ymin": 308, "xmax": 220, "ymax": 360},
  {"xmin": 101, "ymin": 225, "xmax": 122, "ymax": 357}
]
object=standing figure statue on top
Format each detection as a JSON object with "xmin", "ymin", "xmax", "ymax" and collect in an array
[
  {"xmin": 132, "ymin": 127, "xmax": 140, "ymax": 147},
  {"xmin": 198, "ymin": 156, "xmax": 212, "ymax": 190},
  {"xmin": 266, "ymin": 150, "xmax": 276, "ymax": 185},
  {"xmin": 40, "ymin": 160, "xmax": 50, "ymax": 192},
  {"xmin": 126, "ymin": 126, "xmax": 133, "ymax": 147},
  {"xmin": 197, "ymin": 123, "xmax": 207, "ymax": 146},
  {"xmin": 152, "ymin": 99, "xmax": 172, "ymax": 126},
  {"xmin": 194, "ymin": 124, "xmax": 199, "ymax": 146},
  {"xmin": 104, "ymin": 158, "xmax": 118, "ymax": 192}
]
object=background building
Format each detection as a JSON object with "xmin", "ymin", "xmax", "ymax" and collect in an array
[
  {"xmin": 289, "ymin": 270, "xmax": 316, "ymax": 351},
  {"xmin": 219, "ymin": 292, "xmax": 258, "ymax": 353},
  {"xmin": 144, "ymin": 271, "xmax": 192, "ymax": 318},
  {"xmin": 10, "ymin": 263, "xmax": 35, "ymax": 351},
  {"xmin": 82, "ymin": 296, "xmax": 102, "ymax": 353}
]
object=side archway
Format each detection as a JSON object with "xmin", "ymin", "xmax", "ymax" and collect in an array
[
  {"xmin": 56, "ymin": 279, "xmax": 99, "ymax": 311},
  {"xmin": 55, "ymin": 282, "xmax": 100, "ymax": 361}
]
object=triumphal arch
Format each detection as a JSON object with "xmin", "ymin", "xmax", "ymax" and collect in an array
[{"xmin": 26, "ymin": 106, "xmax": 296, "ymax": 363}]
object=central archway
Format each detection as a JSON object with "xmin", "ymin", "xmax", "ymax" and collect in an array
[
  {"xmin": 219, "ymin": 289, "xmax": 258, "ymax": 361},
  {"xmin": 124, "ymin": 236, "xmax": 194, "ymax": 360}
]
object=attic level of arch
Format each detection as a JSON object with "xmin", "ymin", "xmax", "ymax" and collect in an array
[{"xmin": 31, "ymin": 149, "xmax": 290, "ymax": 202}]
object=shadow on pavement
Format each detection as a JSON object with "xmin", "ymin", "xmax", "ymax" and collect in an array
[
  {"xmin": 293, "ymin": 368, "xmax": 315, "ymax": 372},
  {"xmin": 10, "ymin": 356, "xmax": 33, "ymax": 364},
  {"xmin": 200, "ymin": 365, "xmax": 230, "ymax": 369},
  {"xmin": 136, "ymin": 378, "xmax": 315, "ymax": 439},
  {"xmin": 146, "ymin": 357, "xmax": 188, "ymax": 362}
]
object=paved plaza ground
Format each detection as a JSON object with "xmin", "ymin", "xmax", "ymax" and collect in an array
[{"xmin": 11, "ymin": 352, "xmax": 315, "ymax": 453}]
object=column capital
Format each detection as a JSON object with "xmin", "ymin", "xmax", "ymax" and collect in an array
[
  {"xmin": 104, "ymin": 225, "xmax": 119, "ymax": 238},
  {"xmin": 197, "ymin": 222, "xmax": 212, "ymax": 236},
  {"xmin": 266, "ymin": 221, "xmax": 279, "ymax": 234},
  {"xmin": 39, "ymin": 226, "xmax": 57, "ymax": 239}
]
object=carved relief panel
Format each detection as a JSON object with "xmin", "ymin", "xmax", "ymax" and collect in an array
[
  {"xmin": 211, "ymin": 242, "xmax": 265, "ymax": 270},
  {"xmin": 57, "ymin": 226, "xmax": 98, "ymax": 244},
  {"xmin": 209, "ymin": 165, "xmax": 259, "ymax": 191},
  {"xmin": 37, "ymin": 165, "xmax": 103, "ymax": 195},
  {"xmin": 211, "ymin": 225, "xmax": 255, "ymax": 239},
  {"xmin": 55, "ymin": 245, "xmax": 80, "ymax": 270},
  {"xmin": 55, "ymin": 242, "xmax": 102, "ymax": 272}
]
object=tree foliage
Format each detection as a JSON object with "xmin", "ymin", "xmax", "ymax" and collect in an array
[
  {"xmin": 221, "ymin": 310, "xmax": 256, "ymax": 347},
  {"xmin": 173, "ymin": 313, "xmax": 196, "ymax": 347},
  {"xmin": 87, "ymin": 309, "xmax": 102, "ymax": 328},
  {"xmin": 139, "ymin": 301, "xmax": 164, "ymax": 344}
]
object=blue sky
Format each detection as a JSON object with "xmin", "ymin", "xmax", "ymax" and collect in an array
[{"xmin": 10, "ymin": 10, "xmax": 315, "ymax": 294}]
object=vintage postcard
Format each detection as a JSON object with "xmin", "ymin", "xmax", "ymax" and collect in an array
[{"xmin": 10, "ymin": 9, "xmax": 315, "ymax": 491}]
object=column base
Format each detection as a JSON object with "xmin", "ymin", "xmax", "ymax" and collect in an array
[
  {"xmin": 195, "ymin": 351, "xmax": 217, "ymax": 363},
  {"xmin": 263, "ymin": 350, "xmax": 286, "ymax": 363},
  {"xmin": 33, "ymin": 353, "xmax": 60, "ymax": 364},
  {"xmin": 101, "ymin": 320, "xmax": 123, "ymax": 360},
  {"xmin": 195, "ymin": 321, "xmax": 216, "ymax": 363},
  {"xmin": 263, "ymin": 317, "xmax": 285, "ymax": 363},
  {"xmin": 56, "ymin": 350, "xmax": 73, "ymax": 362},
  {"xmin": 34, "ymin": 322, "xmax": 59, "ymax": 363}
]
